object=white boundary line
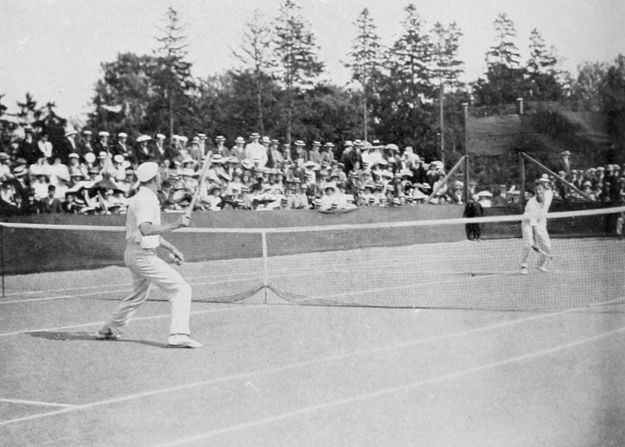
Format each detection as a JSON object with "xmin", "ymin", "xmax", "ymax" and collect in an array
[
  {"xmin": 0, "ymin": 398, "xmax": 75, "ymax": 408},
  {"xmin": 0, "ymin": 298, "xmax": 618, "ymax": 427},
  {"xmin": 154, "ymin": 324, "xmax": 625, "ymax": 447},
  {"xmin": 0, "ymin": 305, "xmax": 263, "ymax": 339}
]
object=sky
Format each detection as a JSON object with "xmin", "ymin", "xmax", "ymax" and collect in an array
[{"xmin": 1, "ymin": 0, "xmax": 624, "ymax": 121}]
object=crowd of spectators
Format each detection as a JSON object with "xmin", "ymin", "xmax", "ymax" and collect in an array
[
  {"xmin": 0, "ymin": 127, "xmax": 618, "ymax": 216},
  {"xmin": 0, "ymin": 126, "xmax": 467, "ymax": 215}
]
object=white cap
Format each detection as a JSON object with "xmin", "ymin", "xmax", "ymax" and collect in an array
[
  {"xmin": 136, "ymin": 162, "xmax": 159, "ymax": 183},
  {"xmin": 118, "ymin": 132, "xmax": 128, "ymax": 138},
  {"xmin": 136, "ymin": 135, "xmax": 151, "ymax": 143},
  {"xmin": 98, "ymin": 131, "xmax": 110, "ymax": 137}
]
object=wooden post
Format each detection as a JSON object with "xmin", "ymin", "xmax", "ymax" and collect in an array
[
  {"xmin": 427, "ymin": 156, "xmax": 466, "ymax": 202},
  {"xmin": 462, "ymin": 103, "xmax": 469, "ymax": 203},
  {"xmin": 519, "ymin": 152, "xmax": 526, "ymax": 208},
  {"xmin": 521, "ymin": 152, "xmax": 594, "ymax": 201}
]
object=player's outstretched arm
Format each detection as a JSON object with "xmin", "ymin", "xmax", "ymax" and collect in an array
[{"xmin": 139, "ymin": 214, "xmax": 190, "ymax": 237}]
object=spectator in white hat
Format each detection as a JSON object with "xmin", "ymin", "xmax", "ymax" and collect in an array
[
  {"xmin": 113, "ymin": 132, "xmax": 129, "ymax": 157},
  {"xmin": 134, "ymin": 135, "xmax": 153, "ymax": 164},
  {"xmin": 231, "ymin": 136, "xmax": 246, "ymax": 161},
  {"xmin": 95, "ymin": 131, "xmax": 110, "ymax": 155},
  {"xmin": 244, "ymin": 133, "xmax": 267, "ymax": 168},
  {"xmin": 214, "ymin": 135, "xmax": 230, "ymax": 158}
]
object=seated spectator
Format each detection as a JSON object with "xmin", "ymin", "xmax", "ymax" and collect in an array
[{"xmin": 40, "ymin": 184, "xmax": 63, "ymax": 213}]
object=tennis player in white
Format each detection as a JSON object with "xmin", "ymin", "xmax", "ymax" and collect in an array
[
  {"xmin": 96, "ymin": 162, "xmax": 202, "ymax": 348},
  {"xmin": 521, "ymin": 177, "xmax": 553, "ymax": 275}
]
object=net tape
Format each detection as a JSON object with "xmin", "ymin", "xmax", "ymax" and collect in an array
[{"xmin": 3, "ymin": 206, "xmax": 625, "ymax": 311}]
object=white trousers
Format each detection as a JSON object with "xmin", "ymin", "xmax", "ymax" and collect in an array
[
  {"xmin": 106, "ymin": 242, "xmax": 192, "ymax": 335},
  {"xmin": 521, "ymin": 224, "xmax": 551, "ymax": 267}
]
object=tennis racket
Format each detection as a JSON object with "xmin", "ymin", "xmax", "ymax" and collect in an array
[
  {"xmin": 531, "ymin": 245, "xmax": 569, "ymax": 270},
  {"xmin": 185, "ymin": 151, "xmax": 213, "ymax": 218}
]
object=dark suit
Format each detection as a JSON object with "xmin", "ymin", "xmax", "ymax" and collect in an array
[{"xmin": 40, "ymin": 197, "xmax": 63, "ymax": 213}]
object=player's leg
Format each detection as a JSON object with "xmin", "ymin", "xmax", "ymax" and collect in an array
[
  {"xmin": 97, "ymin": 246, "xmax": 153, "ymax": 339},
  {"xmin": 535, "ymin": 226, "xmax": 552, "ymax": 272},
  {"xmin": 140, "ymin": 255, "xmax": 201, "ymax": 348},
  {"xmin": 520, "ymin": 224, "xmax": 533, "ymax": 274}
]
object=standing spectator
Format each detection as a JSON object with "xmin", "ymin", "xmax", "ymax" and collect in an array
[
  {"xmin": 37, "ymin": 133, "xmax": 54, "ymax": 161},
  {"xmin": 58, "ymin": 129, "xmax": 79, "ymax": 163},
  {"xmin": 187, "ymin": 137, "xmax": 203, "ymax": 163},
  {"xmin": 79, "ymin": 129, "xmax": 95, "ymax": 156},
  {"xmin": 214, "ymin": 136, "xmax": 230, "ymax": 158},
  {"xmin": 231, "ymin": 137, "xmax": 246, "ymax": 161},
  {"xmin": 113, "ymin": 132, "xmax": 130, "ymax": 157},
  {"xmin": 267, "ymin": 139, "xmax": 283, "ymax": 168},
  {"xmin": 463, "ymin": 194, "xmax": 484, "ymax": 241},
  {"xmin": 153, "ymin": 133, "xmax": 168, "ymax": 161},
  {"xmin": 16, "ymin": 126, "xmax": 39, "ymax": 165},
  {"xmin": 94, "ymin": 131, "xmax": 110, "ymax": 155},
  {"xmin": 341, "ymin": 141, "xmax": 362, "ymax": 175},
  {"xmin": 244, "ymin": 133, "xmax": 266, "ymax": 168},
  {"xmin": 308, "ymin": 141, "xmax": 323, "ymax": 165},
  {"xmin": 321, "ymin": 143, "xmax": 335, "ymax": 165},
  {"xmin": 292, "ymin": 141, "xmax": 308, "ymax": 168},
  {"xmin": 134, "ymin": 135, "xmax": 153, "ymax": 164}
]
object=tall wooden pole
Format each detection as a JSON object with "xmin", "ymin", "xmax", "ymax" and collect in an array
[
  {"xmin": 439, "ymin": 78, "xmax": 445, "ymax": 166},
  {"xmin": 462, "ymin": 102, "xmax": 469, "ymax": 203}
]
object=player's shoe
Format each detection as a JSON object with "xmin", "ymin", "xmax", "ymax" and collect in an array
[
  {"xmin": 168, "ymin": 334, "xmax": 203, "ymax": 349},
  {"xmin": 536, "ymin": 265, "xmax": 550, "ymax": 273},
  {"xmin": 95, "ymin": 326, "xmax": 120, "ymax": 340},
  {"xmin": 520, "ymin": 266, "xmax": 528, "ymax": 275}
]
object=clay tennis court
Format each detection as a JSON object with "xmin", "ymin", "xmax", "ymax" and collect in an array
[{"xmin": 1, "ymin": 237, "xmax": 625, "ymax": 446}]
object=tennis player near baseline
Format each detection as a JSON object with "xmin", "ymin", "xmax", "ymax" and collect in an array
[
  {"xmin": 96, "ymin": 161, "xmax": 202, "ymax": 348},
  {"xmin": 521, "ymin": 177, "xmax": 553, "ymax": 275}
]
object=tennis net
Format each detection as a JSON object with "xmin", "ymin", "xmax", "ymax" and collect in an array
[{"xmin": 2, "ymin": 205, "xmax": 624, "ymax": 311}]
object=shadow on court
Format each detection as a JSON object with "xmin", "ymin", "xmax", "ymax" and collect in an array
[{"xmin": 27, "ymin": 331, "xmax": 168, "ymax": 348}]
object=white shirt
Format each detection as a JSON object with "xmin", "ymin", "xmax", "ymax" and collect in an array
[
  {"xmin": 523, "ymin": 189, "xmax": 553, "ymax": 228},
  {"xmin": 244, "ymin": 142, "xmax": 267, "ymax": 168},
  {"xmin": 126, "ymin": 186, "xmax": 161, "ymax": 248}
]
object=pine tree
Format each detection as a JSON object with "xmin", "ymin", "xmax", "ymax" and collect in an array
[
  {"xmin": 344, "ymin": 8, "xmax": 384, "ymax": 140},
  {"xmin": 526, "ymin": 28, "xmax": 562, "ymax": 100},
  {"xmin": 386, "ymin": 4, "xmax": 435, "ymax": 106},
  {"xmin": 474, "ymin": 13, "xmax": 525, "ymax": 106},
  {"xmin": 486, "ymin": 13, "xmax": 521, "ymax": 68},
  {"xmin": 154, "ymin": 7, "xmax": 195, "ymax": 139},
  {"xmin": 431, "ymin": 22, "xmax": 464, "ymax": 164},
  {"xmin": 232, "ymin": 9, "xmax": 275, "ymax": 134},
  {"xmin": 273, "ymin": 0, "xmax": 324, "ymax": 142}
]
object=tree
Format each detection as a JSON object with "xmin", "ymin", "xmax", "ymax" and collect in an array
[
  {"xmin": 16, "ymin": 92, "xmax": 45, "ymax": 126},
  {"xmin": 573, "ymin": 61, "xmax": 607, "ymax": 111},
  {"xmin": 232, "ymin": 10, "xmax": 276, "ymax": 135},
  {"xmin": 473, "ymin": 13, "xmax": 525, "ymax": 106},
  {"xmin": 386, "ymin": 4, "xmax": 435, "ymax": 105},
  {"xmin": 89, "ymin": 53, "xmax": 157, "ymax": 134},
  {"xmin": 600, "ymin": 55, "xmax": 625, "ymax": 159},
  {"xmin": 273, "ymin": 0, "xmax": 324, "ymax": 142},
  {"xmin": 153, "ymin": 6, "xmax": 195, "ymax": 139},
  {"xmin": 526, "ymin": 28, "xmax": 562, "ymax": 100},
  {"xmin": 344, "ymin": 8, "xmax": 384, "ymax": 140},
  {"xmin": 431, "ymin": 21, "xmax": 464, "ymax": 164}
]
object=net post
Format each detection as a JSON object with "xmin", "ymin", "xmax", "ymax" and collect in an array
[{"xmin": 261, "ymin": 231, "xmax": 269, "ymax": 304}]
